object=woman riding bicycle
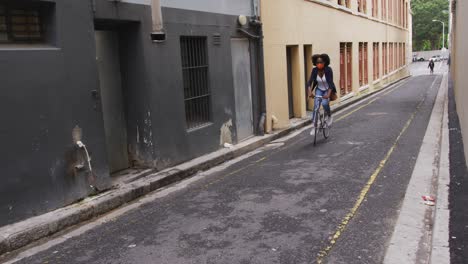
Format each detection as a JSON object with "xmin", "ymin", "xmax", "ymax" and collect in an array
[{"xmin": 306, "ymin": 54, "xmax": 337, "ymax": 135}]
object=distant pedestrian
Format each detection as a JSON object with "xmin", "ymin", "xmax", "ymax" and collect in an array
[
  {"xmin": 428, "ymin": 60, "xmax": 435, "ymax": 75},
  {"xmin": 306, "ymin": 54, "xmax": 337, "ymax": 135}
]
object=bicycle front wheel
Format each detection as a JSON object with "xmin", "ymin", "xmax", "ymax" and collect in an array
[
  {"xmin": 323, "ymin": 122, "xmax": 330, "ymax": 139},
  {"xmin": 314, "ymin": 116, "xmax": 319, "ymax": 146}
]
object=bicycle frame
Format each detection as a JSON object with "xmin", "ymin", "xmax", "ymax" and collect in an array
[{"xmin": 312, "ymin": 96, "xmax": 330, "ymax": 145}]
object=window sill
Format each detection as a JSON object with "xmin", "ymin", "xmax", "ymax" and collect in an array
[
  {"xmin": 336, "ymin": 5, "xmax": 353, "ymax": 14},
  {"xmin": 340, "ymin": 92, "xmax": 355, "ymax": 101},
  {"xmin": 305, "ymin": 0, "xmax": 334, "ymax": 8},
  {"xmin": 357, "ymin": 12, "xmax": 369, "ymax": 18},
  {"xmin": 0, "ymin": 44, "xmax": 59, "ymax": 51},
  {"xmin": 186, "ymin": 122, "xmax": 213, "ymax": 133},
  {"xmin": 359, "ymin": 84, "xmax": 370, "ymax": 92}
]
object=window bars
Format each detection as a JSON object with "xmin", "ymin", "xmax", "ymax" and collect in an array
[{"xmin": 180, "ymin": 36, "xmax": 212, "ymax": 130}]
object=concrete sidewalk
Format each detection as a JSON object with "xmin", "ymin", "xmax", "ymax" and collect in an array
[
  {"xmin": 0, "ymin": 78, "xmax": 409, "ymax": 258},
  {"xmin": 384, "ymin": 73, "xmax": 450, "ymax": 264}
]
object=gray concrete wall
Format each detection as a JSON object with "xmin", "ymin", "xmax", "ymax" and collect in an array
[
  {"xmin": 120, "ymin": 0, "xmax": 254, "ymax": 16},
  {"xmin": 0, "ymin": 0, "xmax": 111, "ymax": 227},
  {"xmin": 0, "ymin": 0, "xmax": 261, "ymax": 227}
]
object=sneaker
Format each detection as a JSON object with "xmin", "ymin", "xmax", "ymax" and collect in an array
[
  {"xmin": 326, "ymin": 115, "xmax": 333, "ymax": 126},
  {"xmin": 310, "ymin": 127, "xmax": 316, "ymax": 136}
]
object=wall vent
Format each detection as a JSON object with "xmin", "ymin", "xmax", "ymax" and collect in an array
[{"xmin": 213, "ymin": 33, "xmax": 221, "ymax": 46}]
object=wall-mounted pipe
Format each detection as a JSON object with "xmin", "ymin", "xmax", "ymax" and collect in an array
[{"xmin": 150, "ymin": 0, "xmax": 166, "ymax": 42}]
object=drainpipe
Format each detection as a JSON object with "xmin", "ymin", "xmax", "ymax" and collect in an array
[
  {"xmin": 150, "ymin": 0, "xmax": 166, "ymax": 42},
  {"xmin": 251, "ymin": 17, "xmax": 267, "ymax": 135}
]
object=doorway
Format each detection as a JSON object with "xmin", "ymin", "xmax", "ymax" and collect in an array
[
  {"xmin": 231, "ymin": 38, "xmax": 254, "ymax": 142},
  {"xmin": 95, "ymin": 30, "xmax": 130, "ymax": 173},
  {"xmin": 286, "ymin": 46, "xmax": 300, "ymax": 119},
  {"xmin": 286, "ymin": 47, "xmax": 295, "ymax": 118},
  {"xmin": 304, "ymin": 45, "xmax": 313, "ymax": 111}
]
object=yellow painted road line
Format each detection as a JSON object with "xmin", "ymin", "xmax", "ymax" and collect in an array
[
  {"xmin": 335, "ymin": 80, "xmax": 408, "ymax": 123},
  {"xmin": 315, "ymin": 77, "xmax": 437, "ymax": 264}
]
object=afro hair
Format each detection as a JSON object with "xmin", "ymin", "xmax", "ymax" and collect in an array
[{"xmin": 312, "ymin": 54, "xmax": 331, "ymax": 67}]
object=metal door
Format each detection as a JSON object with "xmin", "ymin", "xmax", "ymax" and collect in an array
[
  {"xmin": 95, "ymin": 30, "xmax": 129, "ymax": 173},
  {"xmin": 231, "ymin": 38, "xmax": 254, "ymax": 141}
]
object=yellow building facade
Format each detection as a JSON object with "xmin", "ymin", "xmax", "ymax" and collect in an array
[{"xmin": 261, "ymin": 0, "xmax": 411, "ymax": 132}]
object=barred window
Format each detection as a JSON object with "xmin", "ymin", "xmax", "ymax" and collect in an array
[
  {"xmin": 180, "ymin": 36, "xmax": 212, "ymax": 130},
  {"xmin": 0, "ymin": 4, "xmax": 44, "ymax": 43}
]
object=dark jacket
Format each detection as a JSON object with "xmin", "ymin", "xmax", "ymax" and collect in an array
[{"xmin": 306, "ymin": 66, "xmax": 337, "ymax": 94}]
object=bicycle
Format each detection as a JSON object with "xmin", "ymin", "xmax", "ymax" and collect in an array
[{"xmin": 311, "ymin": 96, "xmax": 331, "ymax": 146}]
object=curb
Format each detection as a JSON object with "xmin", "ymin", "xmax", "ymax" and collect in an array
[
  {"xmin": 384, "ymin": 74, "xmax": 447, "ymax": 263},
  {"xmin": 430, "ymin": 73, "xmax": 450, "ymax": 264},
  {"xmin": 0, "ymin": 76, "xmax": 410, "ymax": 257}
]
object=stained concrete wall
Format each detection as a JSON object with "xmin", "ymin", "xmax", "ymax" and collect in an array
[
  {"xmin": 0, "ymin": 0, "xmax": 111, "ymax": 227},
  {"xmin": 0, "ymin": 0, "xmax": 261, "ymax": 227},
  {"xmin": 261, "ymin": 0, "xmax": 411, "ymax": 132}
]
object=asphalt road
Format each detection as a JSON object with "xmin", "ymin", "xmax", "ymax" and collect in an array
[{"xmin": 12, "ymin": 64, "xmax": 444, "ymax": 264}]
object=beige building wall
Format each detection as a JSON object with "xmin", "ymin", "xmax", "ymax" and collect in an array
[
  {"xmin": 451, "ymin": 0, "xmax": 468, "ymax": 167},
  {"xmin": 261, "ymin": 0, "xmax": 411, "ymax": 132}
]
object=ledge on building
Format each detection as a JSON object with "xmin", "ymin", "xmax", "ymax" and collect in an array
[{"xmin": 359, "ymin": 84, "xmax": 370, "ymax": 92}]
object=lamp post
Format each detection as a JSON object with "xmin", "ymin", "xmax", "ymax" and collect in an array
[{"xmin": 432, "ymin": 19, "xmax": 445, "ymax": 50}]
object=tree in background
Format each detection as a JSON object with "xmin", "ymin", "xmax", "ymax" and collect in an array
[{"xmin": 412, "ymin": 0, "xmax": 449, "ymax": 51}]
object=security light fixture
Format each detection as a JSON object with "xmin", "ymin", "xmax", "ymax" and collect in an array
[{"xmin": 238, "ymin": 15, "xmax": 248, "ymax": 26}]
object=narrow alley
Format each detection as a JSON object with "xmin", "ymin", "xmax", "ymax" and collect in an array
[{"xmin": 3, "ymin": 63, "xmax": 448, "ymax": 264}]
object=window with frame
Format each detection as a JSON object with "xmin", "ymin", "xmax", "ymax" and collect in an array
[
  {"xmin": 402, "ymin": 43, "xmax": 405, "ymax": 66},
  {"xmin": 338, "ymin": 0, "xmax": 351, "ymax": 8},
  {"xmin": 383, "ymin": 43, "xmax": 388, "ymax": 75},
  {"xmin": 395, "ymin": 43, "xmax": 399, "ymax": 68},
  {"xmin": 403, "ymin": 43, "xmax": 406, "ymax": 65},
  {"xmin": 389, "ymin": 0, "xmax": 393, "ymax": 22},
  {"xmin": 372, "ymin": 0, "xmax": 379, "ymax": 17},
  {"xmin": 373, "ymin": 43, "xmax": 380, "ymax": 80},
  {"xmin": 180, "ymin": 36, "xmax": 212, "ymax": 130},
  {"xmin": 382, "ymin": 0, "xmax": 387, "ymax": 20},
  {"xmin": 388, "ymin": 43, "xmax": 395, "ymax": 72},
  {"xmin": 398, "ymin": 0, "xmax": 403, "ymax": 26},
  {"xmin": 358, "ymin": 0, "xmax": 367, "ymax": 13},
  {"xmin": 340, "ymin": 42, "xmax": 353, "ymax": 95},
  {"xmin": 0, "ymin": 3, "xmax": 46, "ymax": 44},
  {"xmin": 359, "ymin": 42, "xmax": 369, "ymax": 86},
  {"xmin": 404, "ymin": 2, "xmax": 407, "ymax": 27},
  {"xmin": 397, "ymin": 43, "xmax": 401, "ymax": 67}
]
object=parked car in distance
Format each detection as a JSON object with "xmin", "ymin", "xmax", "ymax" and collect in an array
[
  {"xmin": 430, "ymin": 55, "xmax": 442, "ymax": 62},
  {"xmin": 413, "ymin": 54, "xmax": 426, "ymax": 61}
]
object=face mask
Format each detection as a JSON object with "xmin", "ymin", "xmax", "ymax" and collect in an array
[{"xmin": 317, "ymin": 63, "xmax": 325, "ymax": 70}]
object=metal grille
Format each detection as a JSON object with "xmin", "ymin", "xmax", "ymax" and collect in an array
[
  {"xmin": 180, "ymin": 36, "xmax": 212, "ymax": 130},
  {"xmin": 0, "ymin": 4, "xmax": 43, "ymax": 43}
]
